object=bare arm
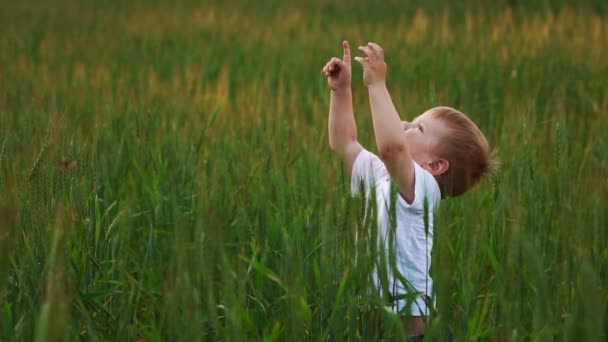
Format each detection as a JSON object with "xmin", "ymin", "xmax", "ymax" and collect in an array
[
  {"xmin": 323, "ymin": 41, "xmax": 363, "ymax": 178},
  {"xmin": 328, "ymin": 87, "xmax": 362, "ymax": 177},
  {"xmin": 355, "ymin": 42, "xmax": 415, "ymax": 202}
]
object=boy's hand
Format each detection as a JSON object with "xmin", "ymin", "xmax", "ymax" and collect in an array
[
  {"xmin": 322, "ymin": 40, "xmax": 352, "ymax": 91},
  {"xmin": 354, "ymin": 42, "xmax": 387, "ymax": 87}
]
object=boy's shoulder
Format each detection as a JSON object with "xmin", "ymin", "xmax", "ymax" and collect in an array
[{"xmin": 397, "ymin": 162, "xmax": 441, "ymax": 211}]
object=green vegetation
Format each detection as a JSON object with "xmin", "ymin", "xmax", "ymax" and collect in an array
[{"xmin": 1, "ymin": 0, "xmax": 606, "ymax": 340}]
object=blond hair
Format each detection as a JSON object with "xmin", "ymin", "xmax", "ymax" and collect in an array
[{"xmin": 430, "ymin": 106, "xmax": 499, "ymax": 197}]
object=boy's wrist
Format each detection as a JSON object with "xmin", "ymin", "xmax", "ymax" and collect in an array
[
  {"xmin": 367, "ymin": 81, "xmax": 387, "ymax": 90},
  {"xmin": 331, "ymin": 87, "xmax": 352, "ymax": 96}
]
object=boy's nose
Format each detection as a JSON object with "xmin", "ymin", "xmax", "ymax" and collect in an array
[{"xmin": 402, "ymin": 121, "xmax": 418, "ymax": 131}]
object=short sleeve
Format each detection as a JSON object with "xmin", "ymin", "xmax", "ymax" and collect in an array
[
  {"xmin": 350, "ymin": 149, "xmax": 390, "ymax": 198},
  {"xmin": 397, "ymin": 162, "xmax": 441, "ymax": 211}
]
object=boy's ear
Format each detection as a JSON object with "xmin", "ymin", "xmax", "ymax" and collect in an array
[{"xmin": 427, "ymin": 159, "xmax": 449, "ymax": 176}]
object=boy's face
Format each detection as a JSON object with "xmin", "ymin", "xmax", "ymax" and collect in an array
[{"xmin": 402, "ymin": 110, "xmax": 449, "ymax": 175}]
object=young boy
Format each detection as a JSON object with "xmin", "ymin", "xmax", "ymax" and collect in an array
[{"xmin": 322, "ymin": 41, "xmax": 496, "ymax": 337}]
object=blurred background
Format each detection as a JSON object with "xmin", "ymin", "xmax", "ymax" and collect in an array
[{"xmin": 0, "ymin": 0, "xmax": 606, "ymax": 340}]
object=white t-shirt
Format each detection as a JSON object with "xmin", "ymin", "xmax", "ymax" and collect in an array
[{"xmin": 350, "ymin": 149, "xmax": 441, "ymax": 316}]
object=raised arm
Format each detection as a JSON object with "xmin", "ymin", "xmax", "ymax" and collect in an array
[
  {"xmin": 323, "ymin": 40, "xmax": 363, "ymax": 178},
  {"xmin": 355, "ymin": 42, "xmax": 416, "ymax": 203}
]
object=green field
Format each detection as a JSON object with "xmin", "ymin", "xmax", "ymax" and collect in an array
[{"xmin": 1, "ymin": 0, "xmax": 607, "ymax": 340}]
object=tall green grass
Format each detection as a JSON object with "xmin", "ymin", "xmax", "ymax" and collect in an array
[{"xmin": 1, "ymin": 0, "xmax": 607, "ymax": 340}]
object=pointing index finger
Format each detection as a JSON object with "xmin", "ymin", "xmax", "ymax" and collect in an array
[{"xmin": 342, "ymin": 40, "xmax": 351, "ymax": 64}]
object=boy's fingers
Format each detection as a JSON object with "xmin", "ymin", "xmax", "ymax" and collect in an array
[
  {"xmin": 354, "ymin": 56, "xmax": 367, "ymax": 64},
  {"xmin": 342, "ymin": 40, "xmax": 351, "ymax": 65},
  {"xmin": 367, "ymin": 42, "xmax": 384, "ymax": 57},
  {"xmin": 358, "ymin": 46, "xmax": 376, "ymax": 59},
  {"xmin": 322, "ymin": 56, "xmax": 348, "ymax": 76},
  {"xmin": 322, "ymin": 61, "xmax": 332, "ymax": 74},
  {"xmin": 330, "ymin": 58, "xmax": 347, "ymax": 69}
]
